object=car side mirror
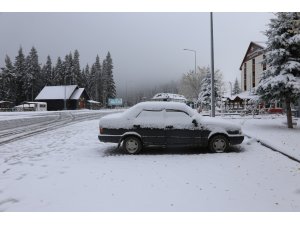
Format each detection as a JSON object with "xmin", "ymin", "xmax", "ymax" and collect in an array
[{"xmin": 192, "ymin": 119, "xmax": 198, "ymax": 127}]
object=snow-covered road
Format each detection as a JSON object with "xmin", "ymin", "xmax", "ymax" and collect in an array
[
  {"xmin": 0, "ymin": 110, "xmax": 120, "ymax": 146},
  {"xmin": 1, "ymin": 117, "xmax": 300, "ymax": 211}
]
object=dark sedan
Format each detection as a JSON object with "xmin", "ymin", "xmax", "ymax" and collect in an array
[{"xmin": 98, "ymin": 102, "xmax": 244, "ymax": 154}]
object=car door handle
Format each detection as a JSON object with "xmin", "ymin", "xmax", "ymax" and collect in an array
[
  {"xmin": 166, "ymin": 125, "xmax": 173, "ymax": 129},
  {"xmin": 133, "ymin": 124, "xmax": 140, "ymax": 128}
]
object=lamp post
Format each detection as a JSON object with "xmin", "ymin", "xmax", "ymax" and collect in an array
[
  {"xmin": 63, "ymin": 73, "xmax": 74, "ymax": 110},
  {"xmin": 64, "ymin": 76, "xmax": 67, "ymax": 110},
  {"xmin": 183, "ymin": 48, "xmax": 197, "ymax": 75},
  {"xmin": 210, "ymin": 12, "xmax": 215, "ymax": 117}
]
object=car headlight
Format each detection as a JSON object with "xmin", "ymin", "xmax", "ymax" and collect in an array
[{"xmin": 227, "ymin": 130, "xmax": 241, "ymax": 135}]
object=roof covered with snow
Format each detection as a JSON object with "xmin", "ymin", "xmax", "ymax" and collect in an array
[
  {"xmin": 88, "ymin": 100, "xmax": 100, "ymax": 104},
  {"xmin": 225, "ymin": 91, "xmax": 260, "ymax": 101},
  {"xmin": 70, "ymin": 88, "xmax": 85, "ymax": 100},
  {"xmin": 239, "ymin": 41, "xmax": 266, "ymax": 70},
  {"xmin": 0, "ymin": 100, "xmax": 13, "ymax": 104},
  {"xmin": 35, "ymin": 85, "xmax": 79, "ymax": 100}
]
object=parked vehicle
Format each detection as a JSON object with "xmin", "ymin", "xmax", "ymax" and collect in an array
[
  {"xmin": 98, "ymin": 102, "xmax": 244, "ymax": 154},
  {"xmin": 14, "ymin": 101, "xmax": 47, "ymax": 111}
]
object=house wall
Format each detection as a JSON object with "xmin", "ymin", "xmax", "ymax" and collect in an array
[
  {"xmin": 241, "ymin": 53, "xmax": 266, "ymax": 92},
  {"xmin": 38, "ymin": 100, "xmax": 65, "ymax": 111}
]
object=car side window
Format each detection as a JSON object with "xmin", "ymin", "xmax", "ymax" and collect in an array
[
  {"xmin": 134, "ymin": 110, "xmax": 165, "ymax": 129},
  {"xmin": 165, "ymin": 109, "xmax": 193, "ymax": 129}
]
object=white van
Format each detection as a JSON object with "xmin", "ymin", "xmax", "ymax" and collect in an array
[{"xmin": 15, "ymin": 102, "xmax": 47, "ymax": 111}]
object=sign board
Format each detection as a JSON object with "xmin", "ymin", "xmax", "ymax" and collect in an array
[{"xmin": 108, "ymin": 98, "xmax": 123, "ymax": 106}]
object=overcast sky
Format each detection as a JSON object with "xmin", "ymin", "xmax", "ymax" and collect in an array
[{"xmin": 0, "ymin": 12, "xmax": 273, "ymax": 92}]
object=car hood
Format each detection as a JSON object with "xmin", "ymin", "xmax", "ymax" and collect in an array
[{"xmin": 195, "ymin": 115, "xmax": 241, "ymax": 131}]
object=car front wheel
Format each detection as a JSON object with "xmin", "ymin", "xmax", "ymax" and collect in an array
[
  {"xmin": 123, "ymin": 136, "xmax": 142, "ymax": 154},
  {"xmin": 209, "ymin": 135, "xmax": 228, "ymax": 153}
]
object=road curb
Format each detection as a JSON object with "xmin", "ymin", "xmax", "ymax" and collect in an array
[{"xmin": 244, "ymin": 134, "xmax": 300, "ymax": 164}]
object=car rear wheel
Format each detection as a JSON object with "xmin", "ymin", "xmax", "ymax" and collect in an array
[
  {"xmin": 123, "ymin": 136, "xmax": 142, "ymax": 154},
  {"xmin": 209, "ymin": 135, "xmax": 228, "ymax": 153}
]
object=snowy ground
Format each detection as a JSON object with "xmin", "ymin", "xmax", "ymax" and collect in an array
[
  {"xmin": 0, "ymin": 113, "xmax": 300, "ymax": 211},
  {"xmin": 222, "ymin": 114, "xmax": 300, "ymax": 160}
]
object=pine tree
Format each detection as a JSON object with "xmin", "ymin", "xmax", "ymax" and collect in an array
[
  {"xmin": 62, "ymin": 53, "xmax": 73, "ymax": 85},
  {"xmin": 54, "ymin": 57, "xmax": 63, "ymax": 85},
  {"xmin": 14, "ymin": 47, "xmax": 27, "ymax": 104},
  {"xmin": 89, "ymin": 63, "xmax": 97, "ymax": 100},
  {"xmin": 80, "ymin": 68, "xmax": 87, "ymax": 90},
  {"xmin": 23, "ymin": 47, "xmax": 41, "ymax": 101},
  {"xmin": 197, "ymin": 67, "xmax": 223, "ymax": 110},
  {"xmin": 257, "ymin": 12, "xmax": 300, "ymax": 128},
  {"xmin": 73, "ymin": 50, "xmax": 82, "ymax": 86},
  {"xmin": 84, "ymin": 64, "xmax": 93, "ymax": 99},
  {"xmin": 232, "ymin": 77, "xmax": 241, "ymax": 95},
  {"xmin": 41, "ymin": 55, "xmax": 53, "ymax": 86},
  {"xmin": 94, "ymin": 55, "xmax": 102, "ymax": 102},
  {"xmin": 102, "ymin": 52, "xmax": 116, "ymax": 105},
  {"xmin": 0, "ymin": 55, "xmax": 16, "ymax": 102}
]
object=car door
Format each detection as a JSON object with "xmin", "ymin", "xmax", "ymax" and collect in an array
[
  {"xmin": 133, "ymin": 109, "xmax": 166, "ymax": 146},
  {"xmin": 165, "ymin": 109, "xmax": 201, "ymax": 147}
]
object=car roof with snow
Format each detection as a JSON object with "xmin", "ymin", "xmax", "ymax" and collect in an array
[{"xmin": 123, "ymin": 101, "xmax": 195, "ymax": 118}]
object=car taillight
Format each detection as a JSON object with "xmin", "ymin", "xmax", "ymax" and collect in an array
[{"xmin": 100, "ymin": 127, "xmax": 104, "ymax": 134}]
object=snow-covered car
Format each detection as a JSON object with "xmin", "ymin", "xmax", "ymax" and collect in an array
[{"xmin": 98, "ymin": 101, "xmax": 244, "ymax": 154}]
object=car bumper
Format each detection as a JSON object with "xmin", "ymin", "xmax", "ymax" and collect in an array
[
  {"xmin": 98, "ymin": 135, "xmax": 121, "ymax": 143},
  {"xmin": 228, "ymin": 135, "xmax": 244, "ymax": 145}
]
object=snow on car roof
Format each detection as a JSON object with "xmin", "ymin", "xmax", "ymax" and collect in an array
[{"xmin": 123, "ymin": 101, "xmax": 195, "ymax": 118}]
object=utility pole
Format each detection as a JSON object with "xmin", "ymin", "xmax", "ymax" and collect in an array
[{"xmin": 210, "ymin": 12, "xmax": 215, "ymax": 117}]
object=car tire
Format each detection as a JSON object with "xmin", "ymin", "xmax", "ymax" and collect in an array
[
  {"xmin": 123, "ymin": 136, "xmax": 142, "ymax": 154},
  {"xmin": 209, "ymin": 135, "xmax": 229, "ymax": 153}
]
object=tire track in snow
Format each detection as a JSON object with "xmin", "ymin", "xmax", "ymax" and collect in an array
[{"xmin": 0, "ymin": 111, "xmax": 116, "ymax": 146}]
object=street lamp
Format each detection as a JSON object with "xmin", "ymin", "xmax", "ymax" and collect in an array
[
  {"xmin": 64, "ymin": 75, "xmax": 72, "ymax": 110},
  {"xmin": 210, "ymin": 12, "xmax": 215, "ymax": 117},
  {"xmin": 64, "ymin": 76, "xmax": 67, "ymax": 110},
  {"xmin": 183, "ymin": 48, "xmax": 197, "ymax": 75}
]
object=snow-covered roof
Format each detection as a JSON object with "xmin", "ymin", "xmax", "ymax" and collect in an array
[
  {"xmin": 70, "ymin": 88, "xmax": 85, "ymax": 100},
  {"xmin": 239, "ymin": 42, "xmax": 266, "ymax": 70},
  {"xmin": 225, "ymin": 91, "xmax": 259, "ymax": 101},
  {"xmin": 23, "ymin": 101, "xmax": 47, "ymax": 104},
  {"xmin": 0, "ymin": 100, "xmax": 13, "ymax": 104},
  {"xmin": 253, "ymin": 42, "xmax": 267, "ymax": 49},
  {"xmin": 35, "ymin": 85, "xmax": 78, "ymax": 100},
  {"xmin": 152, "ymin": 93, "xmax": 187, "ymax": 101},
  {"xmin": 88, "ymin": 100, "xmax": 100, "ymax": 104}
]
